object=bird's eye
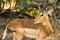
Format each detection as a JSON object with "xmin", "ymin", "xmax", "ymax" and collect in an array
[{"xmin": 40, "ymin": 13, "xmax": 43, "ymax": 16}]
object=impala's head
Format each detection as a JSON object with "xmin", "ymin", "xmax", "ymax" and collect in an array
[
  {"xmin": 33, "ymin": 9, "xmax": 54, "ymax": 24},
  {"xmin": 33, "ymin": 9, "xmax": 53, "ymax": 36}
]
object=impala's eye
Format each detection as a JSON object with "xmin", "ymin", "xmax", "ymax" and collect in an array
[{"xmin": 40, "ymin": 13, "xmax": 43, "ymax": 16}]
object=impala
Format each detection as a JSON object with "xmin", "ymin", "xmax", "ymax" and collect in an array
[{"xmin": 2, "ymin": 9, "xmax": 53, "ymax": 40}]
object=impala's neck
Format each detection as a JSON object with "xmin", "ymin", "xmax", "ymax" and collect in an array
[{"xmin": 43, "ymin": 15, "xmax": 53, "ymax": 35}]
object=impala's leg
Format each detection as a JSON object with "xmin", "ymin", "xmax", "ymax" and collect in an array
[
  {"xmin": 36, "ymin": 33, "xmax": 41, "ymax": 40},
  {"xmin": 36, "ymin": 37, "xmax": 46, "ymax": 40},
  {"xmin": 36, "ymin": 36, "xmax": 41, "ymax": 40},
  {"xmin": 36, "ymin": 31, "xmax": 44, "ymax": 40},
  {"xmin": 13, "ymin": 32, "xmax": 23, "ymax": 40}
]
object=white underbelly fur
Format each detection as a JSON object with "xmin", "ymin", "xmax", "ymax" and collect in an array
[
  {"xmin": 23, "ymin": 28, "xmax": 40, "ymax": 38},
  {"xmin": 17, "ymin": 28, "xmax": 40, "ymax": 38}
]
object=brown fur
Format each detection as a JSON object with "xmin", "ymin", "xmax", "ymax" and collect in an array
[{"xmin": 7, "ymin": 10, "xmax": 53, "ymax": 40}]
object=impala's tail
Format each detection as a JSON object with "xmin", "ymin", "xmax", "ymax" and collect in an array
[{"xmin": 2, "ymin": 25, "xmax": 8, "ymax": 40}]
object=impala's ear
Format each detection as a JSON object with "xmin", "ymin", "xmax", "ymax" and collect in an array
[
  {"xmin": 47, "ymin": 12, "xmax": 53, "ymax": 17},
  {"xmin": 47, "ymin": 9, "xmax": 54, "ymax": 16}
]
